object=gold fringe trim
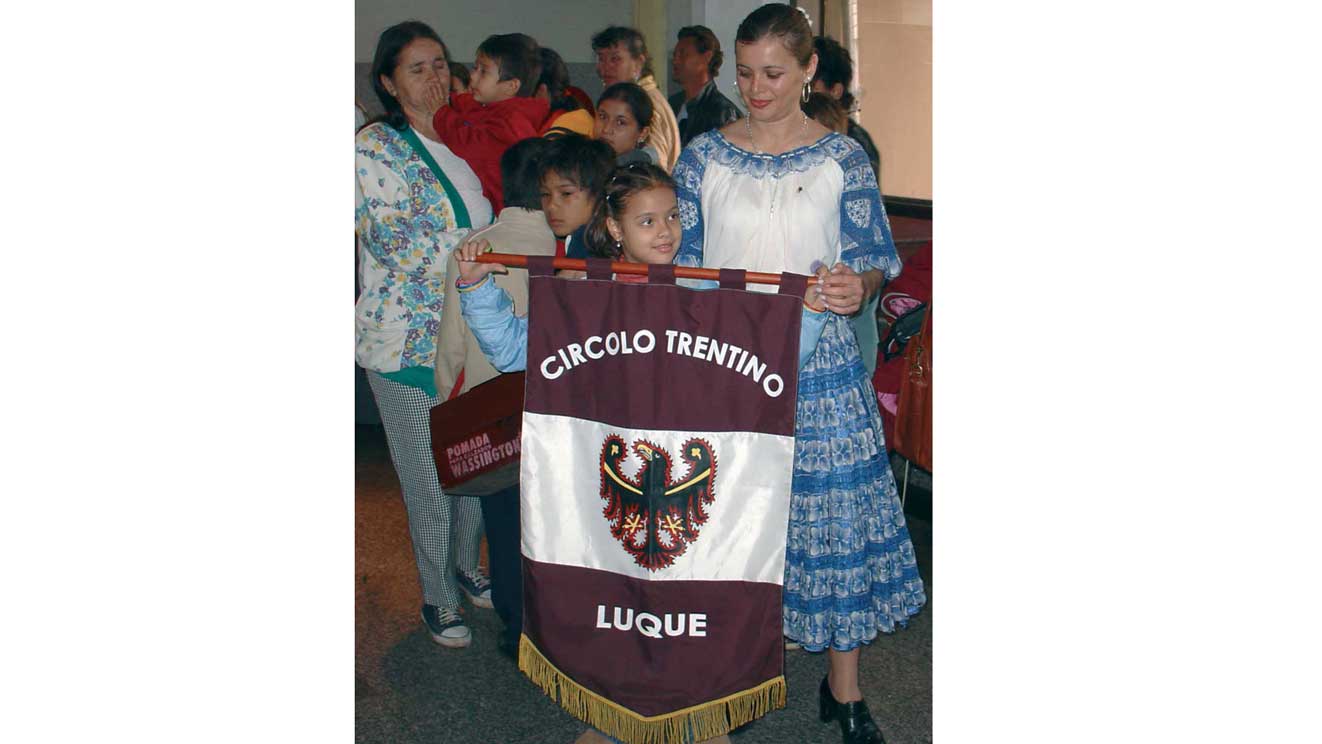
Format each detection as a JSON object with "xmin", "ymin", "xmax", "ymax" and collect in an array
[{"xmin": 518, "ymin": 634, "xmax": 786, "ymax": 744}]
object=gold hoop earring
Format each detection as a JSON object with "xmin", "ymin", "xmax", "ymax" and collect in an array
[{"xmin": 802, "ymin": 80, "xmax": 811, "ymax": 104}]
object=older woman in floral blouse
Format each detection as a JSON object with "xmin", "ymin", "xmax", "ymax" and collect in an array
[{"xmin": 355, "ymin": 20, "xmax": 494, "ymax": 650}]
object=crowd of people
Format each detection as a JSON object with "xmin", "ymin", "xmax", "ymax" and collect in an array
[{"xmin": 354, "ymin": 5, "xmax": 923, "ymax": 744}]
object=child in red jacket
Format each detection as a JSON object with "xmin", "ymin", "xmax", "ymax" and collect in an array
[{"xmin": 434, "ymin": 33, "xmax": 551, "ymax": 213}]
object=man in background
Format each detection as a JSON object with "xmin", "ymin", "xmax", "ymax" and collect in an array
[{"xmin": 668, "ymin": 25, "xmax": 741, "ymax": 148}]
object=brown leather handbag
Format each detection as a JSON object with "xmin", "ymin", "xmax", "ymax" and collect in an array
[
  {"xmin": 891, "ymin": 305, "xmax": 932, "ymax": 473},
  {"xmin": 428, "ymin": 372, "xmax": 526, "ymax": 496}
]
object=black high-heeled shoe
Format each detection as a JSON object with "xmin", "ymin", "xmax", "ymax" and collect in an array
[{"xmin": 819, "ymin": 675, "xmax": 887, "ymax": 744}]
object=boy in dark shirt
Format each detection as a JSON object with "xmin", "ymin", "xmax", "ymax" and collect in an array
[{"xmin": 536, "ymin": 133, "xmax": 615, "ymax": 261}]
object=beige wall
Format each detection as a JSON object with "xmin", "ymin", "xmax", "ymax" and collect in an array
[
  {"xmin": 355, "ymin": 0, "xmax": 632, "ymax": 63},
  {"xmin": 855, "ymin": 0, "xmax": 932, "ymax": 199},
  {"xmin": 635, "ymin": 0, "xmax": 672, "ymax": 96},
  {"xmin": 817, "ymin": 0, "xmax": 849, "ymax": 45}
]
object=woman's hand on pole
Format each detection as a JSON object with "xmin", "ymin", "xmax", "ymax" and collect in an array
[
  {"xmin": 819, "ymin": 263, "xmax": 866, "ymax": 315},
  {"xmin": 803, "ymin": 263, "xmax": 830, "ymax": 312}
]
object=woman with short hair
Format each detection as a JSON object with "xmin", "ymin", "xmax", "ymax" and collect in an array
[{"xmin": 591, "ymin": 25, "xmax": 681, "ymax": 172}]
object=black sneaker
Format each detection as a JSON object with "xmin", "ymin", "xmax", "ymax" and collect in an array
[
  {"xmin": 421, "ymin": 605, "xmax": 471, "ymax": 648},
  {"xmin": 456, "ymin": 568, "xmax": 494, "ymax": 609}
]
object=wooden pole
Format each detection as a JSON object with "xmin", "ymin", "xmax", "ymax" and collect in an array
[{"xmin": 473, "ymin": 253, "xmax": 817, "ymax": 286}]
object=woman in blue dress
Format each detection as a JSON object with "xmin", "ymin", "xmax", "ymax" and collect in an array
[{"xmin": 672, "ymin": 6, "xmax": 926, "ymax": 744}]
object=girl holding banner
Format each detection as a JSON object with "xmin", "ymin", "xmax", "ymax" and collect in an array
[
  {"xmin": 456, "ymin": 163, "xmax": 830, "ymax": 744},
  {"xmin": 672, "ymin": 5, "xmax": 927, "ymax": 744}
]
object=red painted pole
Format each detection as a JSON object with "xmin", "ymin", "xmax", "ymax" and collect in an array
[{"xmin": 473, "ymin": 253, "xmax": 817, "ymax": 286}]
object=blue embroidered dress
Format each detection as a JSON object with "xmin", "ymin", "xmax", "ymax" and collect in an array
[{"xmin": 674, "ymin": 131, "xmax": 926, "ymax": 652}]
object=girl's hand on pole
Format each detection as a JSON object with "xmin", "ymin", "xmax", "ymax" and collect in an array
[{"xmin": 455, "ymin": 238, "xmax": 503, "ymax": 284}]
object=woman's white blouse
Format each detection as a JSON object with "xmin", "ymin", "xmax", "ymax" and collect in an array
[{"xmin": 673, "ymin": 131, "xmax": 900, "ymax": 293}]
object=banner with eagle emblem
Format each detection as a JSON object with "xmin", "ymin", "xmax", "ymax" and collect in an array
[{"xmin": 516, "ymin": 261, "xmax": 805, "ymax": 744}]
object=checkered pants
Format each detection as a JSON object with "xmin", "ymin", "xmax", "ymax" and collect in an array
[{"xmin": 367, "ymin": 371, "xmax": 484, "ymax": 609}]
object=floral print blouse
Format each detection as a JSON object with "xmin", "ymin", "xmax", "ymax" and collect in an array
[{"xmin": 354, "ymin": 122, "xmax": 489, "ymax": 373}]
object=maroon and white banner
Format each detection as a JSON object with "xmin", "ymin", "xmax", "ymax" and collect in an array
[{"xmin": 516, "ymin": 263, "xmax": 804, "ymax": 743}]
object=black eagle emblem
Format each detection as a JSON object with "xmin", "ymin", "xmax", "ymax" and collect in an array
[{"xmin": 598, "ymin": 435, "xmax": 718, "ymax": 571}]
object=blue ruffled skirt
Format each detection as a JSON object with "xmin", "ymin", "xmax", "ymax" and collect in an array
[{"xmin": 783, "ymin": 315, "xmax": 927, "ymax": 652}]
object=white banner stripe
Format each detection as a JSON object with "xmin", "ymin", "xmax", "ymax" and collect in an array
[{"xmin": 520, "ymin": 411, "xmax": 794, "ymax": 584}]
